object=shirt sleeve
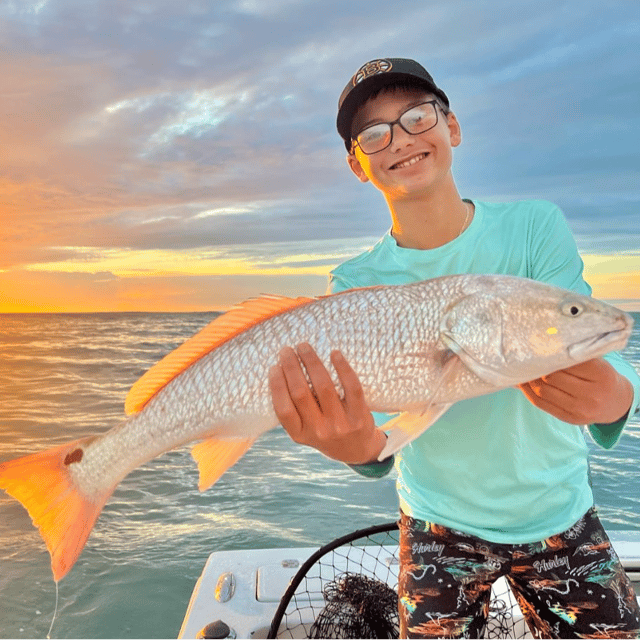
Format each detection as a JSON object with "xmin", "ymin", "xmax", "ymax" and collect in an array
[
  {"xmin": 528, "ymin": 202, "xmax": 640, "ymax": 449},
  {"xmin": 327, "ymin": 269, "xmax": 357, "ymax": 295},
  {"xmin": 589, "ymin": 354, "xmax": 639, "ymax": 449}
]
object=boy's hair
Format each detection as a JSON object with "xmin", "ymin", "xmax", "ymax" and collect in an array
[
  {"xmin": 352, "ymin": 79, "xmax": 450, "ymax": 133},
  {"xmin": 360, "ymin": 78, "xmax": 450, "ymax": 110},
  {"xmin": 337, "ymin": 58, "xmax": 449, "ymax": 151}
]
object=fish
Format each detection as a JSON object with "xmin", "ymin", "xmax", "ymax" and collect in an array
[{"xmin": 0, "ymin": 274, "xmax": 633, "ymax": 582}]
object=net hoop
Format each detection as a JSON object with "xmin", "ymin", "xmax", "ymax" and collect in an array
[{"xmin": 267, "ymin": 521, "xmax": 399, "ymax": 638}]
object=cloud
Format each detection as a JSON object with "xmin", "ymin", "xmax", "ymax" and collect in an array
[{"xmin": 0, "ymin": 0, "xmax": 638, "ymax": 310}]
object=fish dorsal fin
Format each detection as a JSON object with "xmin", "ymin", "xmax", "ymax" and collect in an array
[{"xmin": 124, "ymin": 294, "xmax": 315, "ymax": 415}]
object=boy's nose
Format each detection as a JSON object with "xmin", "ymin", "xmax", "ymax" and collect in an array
[{"xmin": 389, "ymin": 122, "xmax": 415, "ymax": 152}]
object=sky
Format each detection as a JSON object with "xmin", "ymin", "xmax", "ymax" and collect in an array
[{"xmin": 0, "ymin": 0, "xmax": 638, "ymax": 312}]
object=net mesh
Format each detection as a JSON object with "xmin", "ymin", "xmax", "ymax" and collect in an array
[
  {"xmin": 309, "ymin": 573, "xmax": 398, "ymax": 639},
  {"xmin": 267, "ymin": 522, "xmax": 532, "ymax": 639}
]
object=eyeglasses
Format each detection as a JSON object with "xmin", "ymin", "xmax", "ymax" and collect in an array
[{"xmin": 351, "ymin": 100, "xmax": 442, "ymax": 155}]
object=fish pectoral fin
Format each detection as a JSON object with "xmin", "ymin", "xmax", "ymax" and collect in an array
[
  {"xmin": 191, "ymin": 436, "xmax": 257, "ymax": 491},
  {"xmin": 377, "ymin": 351, "xmax": 463, "ymax": 459},
  {"xmin": 440, "ymin": 294, "xmax": 510, "ymax": 386},
  {"xmin": 440, "ymin": 329, "xmax": 514, "ymax": 387},
  {"xmin": 378, "ymin": 403, "xmax": 452, "ymax": 460}
]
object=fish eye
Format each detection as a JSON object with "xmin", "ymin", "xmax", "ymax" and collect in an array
[{"xmin": 562, "ymin": 301, "xmax": 584, "ymax": 317}]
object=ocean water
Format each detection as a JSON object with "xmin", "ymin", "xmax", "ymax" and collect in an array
[{"xmin": 0, "ymin": 311, "xmax": 638, "ymax": 639}]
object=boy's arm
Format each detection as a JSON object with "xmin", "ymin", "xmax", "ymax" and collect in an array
[{"xmin": 267, "ymin": 269, "xmax": 394, "ymax": 478}]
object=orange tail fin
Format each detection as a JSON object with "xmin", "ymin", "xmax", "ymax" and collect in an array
[{"xmin": 0, "ymin": 438, "xmax": 113, "ymax": 582}]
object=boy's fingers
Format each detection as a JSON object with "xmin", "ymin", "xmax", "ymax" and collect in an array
[
  {"xmin": 295, "ymin": 343, "xmax": 343, "ymax": 416},
  {"xmin": 269, "ymin": 364, "xmax": 303, "ymax": 437},
  {"xmin": 330, "ymin": 350, "xmax": 366, "ymax": 410},
  {"xmin": 272, "ymin": 345, "xmax": 381, "ymax": 463},
  {"xmin": 276, "ymin": 346, "xmax": 325, "ymax": 425}
]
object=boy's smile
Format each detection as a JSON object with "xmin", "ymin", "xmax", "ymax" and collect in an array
[{"xmin": 390, "ymin": 151, "xmax": 430, "ymax": 171}]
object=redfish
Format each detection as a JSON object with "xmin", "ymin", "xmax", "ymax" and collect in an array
[{"xmin": 0, "ymin": 274, "xmax": 633, "ymax": 581}]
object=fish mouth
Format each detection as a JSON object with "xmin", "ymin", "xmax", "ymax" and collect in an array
[{"xmin": 568, "ymin": 324, "xmax": 633, "ymax": 360}]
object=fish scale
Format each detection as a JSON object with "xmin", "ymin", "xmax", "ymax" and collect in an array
[{"xmin": 0, "ymin": 273, "xmax": 633, "ymax": 581}]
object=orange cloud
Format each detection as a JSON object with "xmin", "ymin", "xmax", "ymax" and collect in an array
[
  {"xmin": 0, "ymin": 54, "xmax": 201, "ymax": 273},
  {"xmin": 582, "ymin": 254, "xmax": 640, "ymax": 306},
  {"xmin": 583, "ymin": 272, "xmax": 640, "ymax": 304},
  {"xmin": 2, "ymin": 250, "xmax": 638, "ymax": 313},
  {"xmin": 0, "ymin": 269, "xmax": 328, "ymax": 313}
]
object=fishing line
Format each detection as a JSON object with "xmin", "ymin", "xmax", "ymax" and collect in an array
[{"xmin": 46, "ymin": 581, "xmax": 59, "ymax": 639}]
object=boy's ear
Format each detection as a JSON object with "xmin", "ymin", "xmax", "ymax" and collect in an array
[
  {"xmin": 447, "ymin": 111, "xmax": 462, "ymax": 147},
  {"xmin": 347, "ymin": 153, "xmax": 369, "ymax": 183}
]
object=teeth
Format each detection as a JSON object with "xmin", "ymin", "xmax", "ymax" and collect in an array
[{"xmin": 393, "ymin": 153, "xmax": 428, "ymax": 170}]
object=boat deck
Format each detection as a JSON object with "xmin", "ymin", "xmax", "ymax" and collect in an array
[{"xmin": 179, "ymin": 530, "xmax": 640, "ymax": 639}]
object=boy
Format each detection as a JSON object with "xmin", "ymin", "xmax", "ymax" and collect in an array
[{"xmin": 268, "ymin": 58, "xmax": 640, "ymax": 638}]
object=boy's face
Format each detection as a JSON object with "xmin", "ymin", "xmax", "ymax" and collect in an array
[{"xmin": 347, "ymin": 87, "xmax": 461, "ymax": 200}]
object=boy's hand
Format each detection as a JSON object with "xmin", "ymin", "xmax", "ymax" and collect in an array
[
  {"xmin": 269, "ymin": 343, "xmax": 386, "ymax": 465},
  {"xmin": 519, "ymin": 358, "xmax": 634, "ymax": 425}
]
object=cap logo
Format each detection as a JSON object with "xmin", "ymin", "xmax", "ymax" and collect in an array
[{"xmin": 352, "ymin": 59, "xmax": 392, "ymax": 86}]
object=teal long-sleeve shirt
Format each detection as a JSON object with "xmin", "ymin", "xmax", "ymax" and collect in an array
[{"xmin": 329, "ymin": 199, "xmax": 639, "ymax": 543}]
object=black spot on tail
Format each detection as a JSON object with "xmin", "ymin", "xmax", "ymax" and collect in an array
[{"xmin": 64, "ymin": 448, "xmax": 84, "ymax": 465}]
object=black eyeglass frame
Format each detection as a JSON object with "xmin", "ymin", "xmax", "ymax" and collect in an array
[{"xmin": 350, "ymin": 100, "xmax": 444, "ymax": 155}]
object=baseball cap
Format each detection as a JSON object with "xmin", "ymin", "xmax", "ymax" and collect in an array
[{"xmin": 337, "ymin": 58, "xmax": 449, "ymax": 150}]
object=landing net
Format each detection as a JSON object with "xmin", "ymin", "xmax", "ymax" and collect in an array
[{"xmin": 267, "ymin": 521, "xmax": 531, "ymax": 639}]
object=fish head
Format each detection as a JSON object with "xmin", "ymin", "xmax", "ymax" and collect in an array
[
  {"xmin": 440, "ymin": 277, "xmax": 633, "ymax": 388},
  {"xmin": 499, "ymin": 286, "xmax": 633, "ymax": 382},
  {"xmin": 556, "ymin": 295, "xmax": 633, "ymax": 361}
]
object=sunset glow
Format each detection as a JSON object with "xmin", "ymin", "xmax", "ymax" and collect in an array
[{"xmin": 0, "ymin": 1, "xmax": 638, "ymax": 313}]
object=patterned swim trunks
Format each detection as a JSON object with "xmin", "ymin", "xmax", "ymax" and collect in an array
[{"xmin": 398, "ymin": 508, "xmax": 640, "ymax": 638}]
